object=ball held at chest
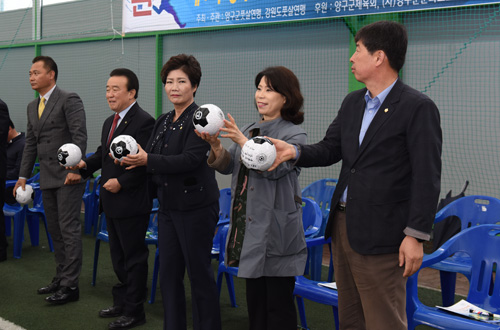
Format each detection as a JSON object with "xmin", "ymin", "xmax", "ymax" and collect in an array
[
  {"xmin": 241, "ymin": 136, "xmax": 277, "ymax": 171},
  {"xmin": 110, "ymin": 135, "xmax": 138, "ymax": 161},
  {"xmin": 192, "ymin": 104, "xmax": 225, "ymax": 136}
]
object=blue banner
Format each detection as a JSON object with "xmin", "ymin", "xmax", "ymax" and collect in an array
[{"xmin": 123, "ymin": 0, "xmax": 500, "ymax": 34}]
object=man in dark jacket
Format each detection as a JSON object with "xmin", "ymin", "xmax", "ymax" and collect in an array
[
  {"xmin": 73, "ymin": 68, "xmax": 154, "ymax": 330},
  {"xmin": 5, "ymin": 119, "xmax": 25, "ymax": 205},
  {"xmin": 269, "ymin": 21, "xmax": 442, "ymax": 330},
  {"xmin": 0, "ymin": 99, "xmax": 10, "ymax": 262}
]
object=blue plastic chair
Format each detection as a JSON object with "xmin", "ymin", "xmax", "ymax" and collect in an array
[
  {"xmin": 83, "ymin": 174, "xmax": 101, "ymax": 235},
  {"xmin": 218, "ymin": 187, "xmax": 231, "ymax": 221},
  {"xmin": 216, "ymin": 199, "xmax": 320, "ymax": 307},
  {"xmin": 294, "ymin": 236, "xmax": 338, "ymax": 330},
  {"xmin": 3, "ymin": 183, "xmax": 27, "ymax": 259},
  {"xmin": 301, "ymin": 178, "xmax": 338, "ymax": 281},
  {"xmin": 407, "ymin": 224, "xmax": 500, "ymax": 330},
  {"xmin": 302, "ymin": 197, "xmax": 322, "ymax": 238},
  {"xmin": 92, "ymin": 209, "xmax": 159, "ymax": 287},
  {"xmin": 3, "ymin": 171, "xmax": 48, "ymax": 259},
  {"xmin": 25, "ymin": 183, "xmax": 54, "ymax": 253},
  {"xmin": 301, "ymin": 179, "xmax": 338, "ymax": 233},
  {"xmin": 431, "ymin": 195, "xmax": 500, "ymax": 307},
  {"xmin": 91, "ymin": 212, "xmax": 108, "ymax": 286},
  {"xmin": 211, "ymin": 188, "xmax": 232, "ymax": 260},
  {"xmin": 215, "ymin": 224, "xmax": 238, "ymax": 307}
]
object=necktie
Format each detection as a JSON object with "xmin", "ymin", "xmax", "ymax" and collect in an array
[
  {"xmin": 107, "ymin": 113, "xmax": 120, "ymax": 147},
  {"xmin": 38, "ymin": 97, "xmax": 45, "ymax": 119}
]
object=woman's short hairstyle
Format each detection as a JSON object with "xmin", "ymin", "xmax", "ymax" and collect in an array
[
  {"xmin": 254, "ymin": 66, "xmax": 304, "ymax": 125},
  {"xmin": 160, "ymin": 54, "xmax": 202, "ymax": 96}
]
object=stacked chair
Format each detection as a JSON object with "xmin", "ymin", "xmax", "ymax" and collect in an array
[
  {"xmin": 301, "ymin": 178, "xmax": 337, "ymax": 280},
  {"xmin": 430, "ymin": 195, "xmax": 500, "ymax": 307},
  {"xmin": 407, "ymin": 224, "xmax": 500, "ymax": 330},
  {"xmin": 3, "ymin": 165, "xmax": 53, "ymax": 258}
]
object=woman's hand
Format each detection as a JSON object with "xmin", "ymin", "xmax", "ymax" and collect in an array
[
  {"xmin": 195, "ymin": 128, "xmax": 224, "ymax": 158},
  {"xmin": 116, "ymin": 144, "xmax": 148, "ymax": 170},
  {"xmin": 219, "ymin": 113, "xmax": 248, "ymax": 148}
]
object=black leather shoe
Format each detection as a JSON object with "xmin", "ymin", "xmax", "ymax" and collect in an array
[
  {"xmin": 99, "ymin": 306, "xmax": 123, "ymax": 318},
  {"xmin": 45, "ymin": 286, "xmax": 79, "ymax": 304},
  {"xmin": 108, "ymin": 315, "xmax": 146, "ymax": 329},
  {"xmin": 37, "ymin": 278, "xmax": 61, "ymax": 294}
]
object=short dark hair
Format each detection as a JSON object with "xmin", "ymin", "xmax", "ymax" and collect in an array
[
  {"xmin": 8, "ymin": 119, "xmax": 14, "ymax": 128},
  {"xmin": 160, "ymin": 54, "xmax": 201, "ymax": 97},
  {"xmin": 355, "ymin": 20, "xmax": 408, "ymax": 73},
  {"xmin": 32, "ymin": 55, "xmax": 58, "ymax": 81},
  {"xmin": 110, "ymin": 68, "xmax": 140, "ymax": 99},
  {"xmin": 254, "ymin": 66, "xmax": 304, "ymax": 125}
]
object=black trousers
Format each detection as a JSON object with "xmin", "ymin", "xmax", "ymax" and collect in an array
[
  {"xmin": 158, "ymin": 202, "xmax": 221, "ymax": 330},
  {"xmin": 246, "ymin": 276, "xmax": 297, "ymax": 330},
  {"xmin": 107, "ymin": 213, "xmax": 150, "ymax": 318}
]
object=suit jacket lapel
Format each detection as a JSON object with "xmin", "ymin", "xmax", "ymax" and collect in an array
[
  {"xmin": 355, "ymin": 80, "xmax": 403, "ymax": 160},
  {"xmin": 351, "ymin": 94, "xmax": 366, "ymax": 150},
  {"xmin": 38, "ymin": 86, "xmax": 60, "ymax": 134},
  {"xmin": 113, "ymin": 104, "xmax": 136, "ymax": 138}
]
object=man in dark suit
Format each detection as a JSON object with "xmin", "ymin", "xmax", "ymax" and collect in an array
[
  {"xmin": 15, "ymin": 56, "xmax": 87, "ymax": 304},
  {"xmin": 270, "ymin": 21, "xmax": 442, "ymax": 329},
  {"xmin": 73, "ymin": 68, "xmax": 154, "ymax": 330},
  {"xmin": 0, "ymin": 99, "xmax": 10, "ymax": 262},
  {"xmin": 5, "ymin": 119, "xmax": 26, "ymax": 205}
]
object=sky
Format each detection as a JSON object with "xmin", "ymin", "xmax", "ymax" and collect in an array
[{"xmin": 1, "ymin": 0, "xmax": 77, "ymax": 11}]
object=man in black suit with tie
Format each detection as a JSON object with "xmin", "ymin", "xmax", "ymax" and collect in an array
[
  {"xmin": 270, "ymin": 21, "xmax": 442, "ymax": 329},
  {"xmin": 15, "ymin": 56, "xmax": 87, "ymax": 304},
  {"xmin": 73, "ymin": 68, "xmax": 154, "ymax": 330},
  {"xmin": 0, "ymin": 99, "xmax": 10, "ymax": 262}
]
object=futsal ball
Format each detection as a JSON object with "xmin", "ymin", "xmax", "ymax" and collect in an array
[
  {"xmin": 240, "ymin": 136, "xmax": 277, "ymax": 171},
  {"xmin": 57, "ymin": 143, "xmax": 82, "ymax": 167},
  {"xmin": 110, "ymin": 135, "xmax": 138, "ymax": 161},
  {"xmin": 15, "ymin": 184, "xmax": 34, "ymax": 205},
  {"xmin": 192, "ymin": 104, "xmax": 225, "ymax": 135}
]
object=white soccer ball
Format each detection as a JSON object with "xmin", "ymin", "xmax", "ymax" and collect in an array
[
  {"xmin": 110, "ymin": 135, "xmax": 138, "ymax": 161},
  {"xmin": 240, "ymin": 136, "xmax": 277, "ymax": 171},
  {"xmin": 15, "ymin": 184, "xmax": 34, "ymax": 205},
  {"xmin": 192, "ymin": 104, "xmax": 225, "ymax": 136},
  {"xmin": 57, "ymin": 143, "xmax": 82, "ymax": 167}
]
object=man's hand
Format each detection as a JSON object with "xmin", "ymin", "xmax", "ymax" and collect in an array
[
  {"xmin": 399, "ymin": 236, "xmax": 424, "ymax": 277},
  {"xmin": 102, "ymin": 178, "xmax": 121, "ymax": 193},
  {"xmin": 64, "ymin": 172, "xmax": 82, "ymax": 185},
  {"xmin": 13, "ymin": 178, "xmax": 27, "ymax": 197},
  {"xmin": 266, "ymin": 138, "xmax": 297, "ymax": 171},
  {"xmin": 65, "ymin": 159, "xmax": 86, "ymax": 171}
]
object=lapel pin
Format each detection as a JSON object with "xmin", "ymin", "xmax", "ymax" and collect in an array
[
  {"xmin": 124, "ymin": 121, "xmax": 128, "ymax": 124},
  {"xmin": 384, "ymin": 108, "xmax": 389, "ymax": 113}
]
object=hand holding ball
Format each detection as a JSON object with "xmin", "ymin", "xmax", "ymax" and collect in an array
[
  {"xmin": 110, "ymin": 135, "xmax": 138, "ymax": 161},
  {"xmin": 192, "ymin": 104, "xmax": 225, "ymax": 135},
  {"xmin": 57, "ymin": 143, "xmax": 82, "ymax": 167},
  {"xmin": 15, "ymin": 184, "xmax": 34, "ymax": 205},
  {"xmin": 241, "ymin": 136, "xmax": 277, "ymax": 171}
]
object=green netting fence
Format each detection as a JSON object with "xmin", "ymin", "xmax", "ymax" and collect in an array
[{"xmin": 1, "ymin": 1, "xmax": 499, "ymax": 197}]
